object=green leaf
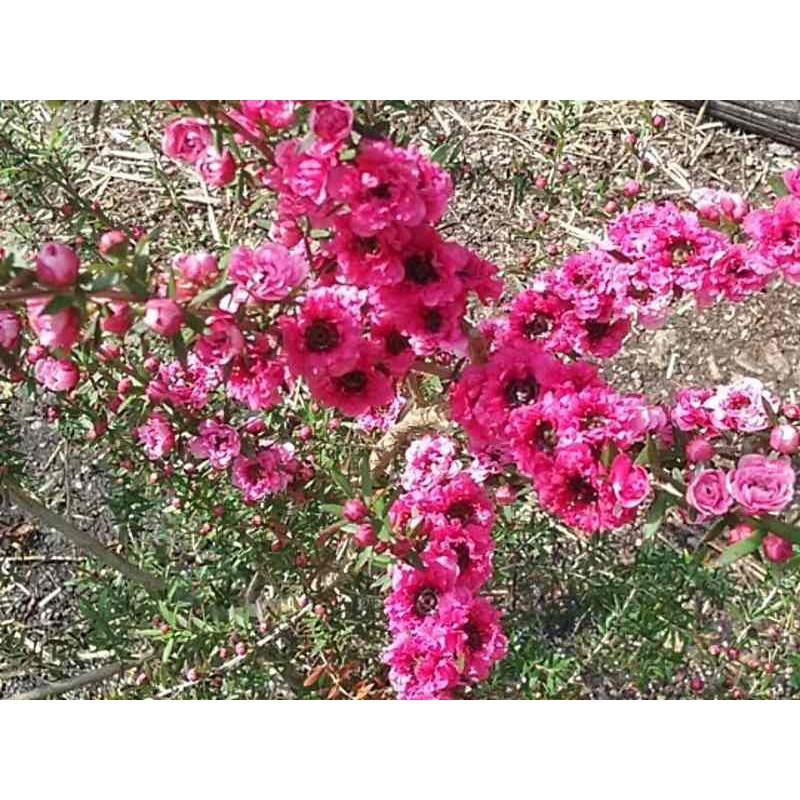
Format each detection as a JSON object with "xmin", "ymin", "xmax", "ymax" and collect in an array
[
  {"xmin": 172, "ymin": 332, "xmax": 188, "ymax": 367},
  {"xmin": 42, "ymin": 294, "xmax": 75, "ymax": 315},
  {"xmin": 714, "ymin": 530, "xmax": 764, "ymax": 567},
  {"xmin": 162, "ymin": 637, "xmax": 174, "ymax": 663},
  {"xmin": 320, "ymin": 503, "xmax": 343, "ymax": 516},
  {"xmin": 360, "ymin": 454, "xmax": 373, "ymax": 497},
  {"xmin": 762, "ymin": 397, "xmax": 780, "ymax": 426},
  {"xmin": 642, "ymin": 491, "xmax": 669, "ymax": 539},
  {"xmin": 769, "ymin": 175, "xmax": 789, "ymax": 197},
  {"xmin": 329, "ymin": 467, "xmax": 353, "ymax": 498},
  {"xmin": 750, "ymin": 515, "xmax": 800, "ymax": 546}
]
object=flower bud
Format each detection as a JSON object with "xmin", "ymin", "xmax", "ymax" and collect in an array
[
  {"xmin": 144, "ymin": 298, "xmax": 184, "ymax": 338},
  {"xmin": 770, "ymin": 424, "xmax": 800, "ymax": 455},
  {"xmin": 36, "ymin": 242, "xmax": 79, "ymax": 287}
]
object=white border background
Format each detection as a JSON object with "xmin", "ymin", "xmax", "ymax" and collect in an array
[{"xmin": 2, "ymin": 1, "xmax": 798, "ymax": 793}]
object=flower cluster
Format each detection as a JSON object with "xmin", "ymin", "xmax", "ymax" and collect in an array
[{"xmin": 382, "ymin": 436, "xmax": 507, "ymax": 699}]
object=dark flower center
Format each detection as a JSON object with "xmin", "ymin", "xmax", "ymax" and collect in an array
[
  {"xmin": 584, "ymin": 320, "xmax": 611, "ymax": 343},
  {"xmin": 386, "ymin": 330, "xmax": 410, "ymax": 356},
  {"xmin": 305, "ymin": 319, "xmax": 340, "ymax": 352},
  {"xmin": 404, "ymin": 254, "xmax": 438, "ymax": 285},
  {"xmin": 567, "ymin": 475, "xmax": 598, "ymax": 505},
  {"xmin": 504, "ymin": 376, "xmax": 539, "ymax": 408},
  {"xmin": 463, "ymin": 621, "xmax": 483, "ymax": 651},
  {"xmin": 523, "ymin": 313, "xmax": 550, "ymax": 338},
  {"xmin": 447, "ymin": 501, "xmax": 474, "ymax": 524},
  {"xmin": 336, "ymin": 370, "xmax": 368, "ymax": 394},
  {"xmin": 423, "ymin": 308, "xmax": 443, "ymax": 333},
  {"xmin": 414, "ymin": 586, "xmax": 439, "ymax": 617},
  {"xmin": 370, "ymin": 183, "xmax": 392, "ymax": 200},
  {"xmin": 356, "ymin": 236, "xmax": 380, "ymax": 255},
  {"xmin": 454, "ymin": 542, "xmax": 472, "ymax": 572},
  {"xmin": 534, "ymin": 420, "xmax": 557, "ymax": 452},
  {"xmin": 668, "ymin": 238, "xmax": 695, "ymax": 265}
]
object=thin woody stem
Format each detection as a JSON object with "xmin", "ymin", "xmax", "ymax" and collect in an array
[
  {"xmin": 0, "ymin": 288, "xmax": 139, "ymax": 304},
  {"xmin": 3, "ymin": 480, "xmax": 165, "ymax": 594}
]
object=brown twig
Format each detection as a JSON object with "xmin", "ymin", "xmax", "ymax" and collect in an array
[
  {"xmin": 7, "ymin": 661, "xmax": 124, "ymax": 700},
  {"xmin": 3, "ymin": 481, "xmax": 165, "ymax": 594}
]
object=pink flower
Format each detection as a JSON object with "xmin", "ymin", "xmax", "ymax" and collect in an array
[
  {"xmin": 225, "ymin": 334, "xmax": 286, "ymax": 411},
  {"xmin": 686, "ymin": 436, "xmax": 714, "ymax": 463},
  {"xmin": 196, "ymin": 147, "xmax": 236, "ymax": 187},
  {"xmin": 686, "ymin": 469, "xmax": 733, "ymax": 517},
  {"xmin": 175, "ymin": 251, "xmax": 219, "ymax": 287},
  {"xmin": 609, "ymin": 454, "xmax": 650, "ymax": 509},
  {"xmin": 456, "ymin": 596, "xmax": 507, "ymax": 683},
  {"xmin": 728, "ymin": 522, "xmax": 754, "ymax": 544},
  {"xmin": 230, "ymin": 444, "xmax": 297, "ymax": 503},
  {"xmin": 98, "ymin": 230, "xmax": 129, "ymax": 257},
  {"xmin": 0, "ymin": 309, "xmax": 21, "ymax": 350},
  {"xmin": 33, "ymin": 357, "xmax": 79, "ymax": 392},
  {"xmin": 309, "ymin": 101, "xmax": 353, "ymax": 149},
  {"xmin": 188, "ymin": 419, "xmax": 241, "ymax": 470},
  {"xmin": 26, "ymin": 299, "xmax": 81, "ymax": 350},
  {"xmin": 762, "ymin": 533, "xmax": 793, "ymax": 563},
  {"xmin": 783, "ymin": 165, "xmax": 800, "ymax": 198},
  {"xmin": 100, "ymin": 302, "xmax": 133, "ymax": 335},
  {"xmin": 705, "ymin": 378, "xmax": 777, "ymax": 434},
  {"xmin": 770, "ymin": 424, "xmax": 800, "ymax": 455},
  {"xmin": 342, "ymin": 498, "xmax": 368, "ymax": 522},
  {"xmin": 161, "ymin": 118, "xmax": 213, "ymax": 164},
  {"xmin": 305, "ymin": 345, "xmax": 395, "ymax": 417},
  {"xmin": 146, "ymin": 354, "xmax": 221, "ymax": 410},
  {"xmin": 327, "ymin": 138, "xmax": 452, "ymax": 238},
  {"xmin": 193, "ymin": 315, "xmax": 244, "ymax": 365},
  {"xmin": 279, "ymin": 286, "xmax": 363, "ymax": 379},
  {"xmin": 144, "ymin": 298, "xmax": 184, "ymax": 338},
  {"xmin": 240, "ymin": 100, "xmax": 297, "ymax": 129},
  {"xmin": 136, "ymin": 413, "xmax": 175, "ymax": 460},
  {"xmin": 228, "ymin": 242, "xmax": 308, "ymax": 303},
  {"xmin": 384, "ymin": 559, "xmax": 460, "ymax": 635},
  {"xmin": 36, "ymin": 242, "xmax": 79, "ymax": 287},
  {"xmin": 727, "ymin": 454, "xmax": 795, "ymax": 515},
  {"xmin": 401, "ymin": 435, "xmax": 462, "ymax": 491}
]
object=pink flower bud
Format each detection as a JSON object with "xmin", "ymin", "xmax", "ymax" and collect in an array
[
  {"xmin": 36, "ymin": 242, "xmax": 79, "ymax": 287},
  {"xmin": 98, "ymin": 229, "xmax": 129, "ymax": 258},
  {"xmin": 770, "ymin": 424, "xmax": 800, "ymax": 455},
  {"xmin": 343, "ymin": 498, "xmax": 368, "ymax": 522},
  {"xmin": 603, "ymin": 200, "xmax": 618, "ymax": 215},
  {"xmin": 144, "ymin": 298, "xmax": 184, "ymax": 338},
  {"xmin": 34, "ymin": 357, "xmax": 79, "ymax": 392},
  {"xmin": 0, "ymin": 309, "xmax": 21, "ymax": 350},
  {"xmin": 495, "ymin": 485, "xmax": 516, "ymax": 505},
  {"xmin": 651, "ymin": 114, "xmax": 666, "ymax": 129},
  {"xmin": 623, "ymin": 179, "xmax": 641, "ymax": 198},
  {"xmin": 623, "ymin": 133, "xmax": 638, "ymax": 146},
  {"xmin": 728, "ymin": 523, "xmax": 754, "ymax": 545},
  {"xmin": 534, "ymin": 175, "xmax": 547, "ymax": 190},
  {"xmin": 762, "ymin": 533, "xmax": 793, "ymax": 563},
  {"xmin": 196, "ymin": 147, "xmax": 236, "ymax": 187},
  {"xmin": 296, "ymin": 424, "xmax": 312, "ymax": 441},
  {"xmin": 686, "ymin": 436, "xmax": 714, "ymax": 463},
  {"xmin": 143, "ymin": 356, "xmax": 161, "ymax": 373},
  {"xmin": 353, "ymin": 523, "xmax": 376, "ymax": 549},
  {"xmin": 101, "ymin": 302, "xmax": 134, "ymax": 335},
  {"xmin": 26, "ymin": 344, "xmax": 46, "ymax": 363}
]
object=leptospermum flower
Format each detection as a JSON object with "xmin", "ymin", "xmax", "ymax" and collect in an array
[
  {"xmin": 686, "ymin": 469, "xmax": 733, "ymax": 518},
  {"xmin": 0, "ymin": 309, "xmax": 21, "ymax": 350},
  {"xmin": 727, "ymin": 454, "xmax": 795, "ymax": 515},
  {"xmin": 144, "ymin": 298, "xmax": 184, "ymax": 338},
  {"xmin": 188, "ymin": 419, "xmax": 241, "ymax": 470},
  {"xmin": 35, "ymin": 242, "xmax": 79, "ymax": 287},
  {"xmin": 26, "ymin": 299, "xmax": 81, "ymax": 350},
  {"xmin": 228, "ymin": 242, "xmax": 308, "ymax": 303},
  {"xmin": 33, "ymin": 357, "xmax": 79, "ymax": 392},
  {"xmin": 161, "ymin": 118, "xmax": 213, "ymax": 164},
  {"xmin": 135, "ymin": 412, "xmax": 175, "ymax": 460}
]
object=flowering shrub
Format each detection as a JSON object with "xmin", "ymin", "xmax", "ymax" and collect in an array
[{"xmin": 3, "ymin": 100, "xmax": 800, "ymax": 698}]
